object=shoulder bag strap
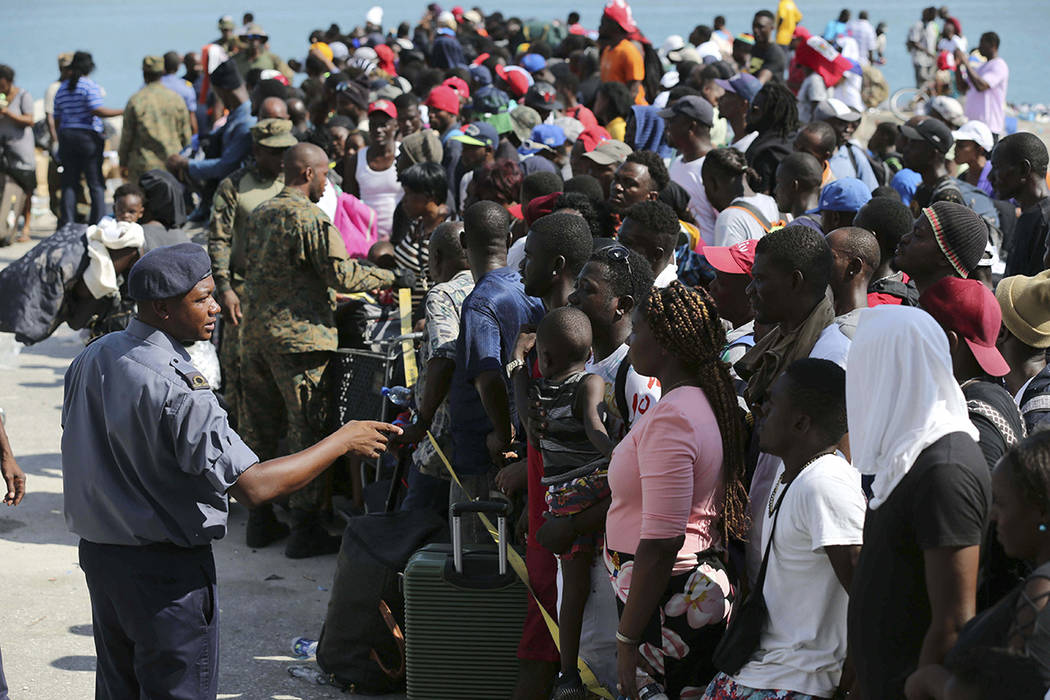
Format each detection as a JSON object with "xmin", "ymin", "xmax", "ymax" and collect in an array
[
  {"xmin": 754, "ymin": 482, "xmax": 791, "ymax": 594},
  {"xmin": 726, "ymin": 199, "xmax": 772, "ymax": 233}
]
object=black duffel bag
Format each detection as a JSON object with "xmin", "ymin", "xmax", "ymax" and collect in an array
[{"xmin": 317, "ymin": 509, "xmax": 447, "ymax": 694}]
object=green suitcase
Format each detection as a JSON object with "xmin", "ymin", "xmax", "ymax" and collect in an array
[{"xmin": 404, "ymin": 500, "xmax": 528, "ymax": 700}]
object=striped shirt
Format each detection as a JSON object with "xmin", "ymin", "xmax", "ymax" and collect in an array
[
  {"xmin": 53, "ymin": 77, "xmax": 105, "ymax": 134},
  {"xmin": 393, "ymin": 221, "xmax": 432, "ymax": 315}
]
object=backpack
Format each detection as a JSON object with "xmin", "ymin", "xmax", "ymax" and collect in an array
[
  {"xmin": 725, "ymin": 199, "xmax": 788, "ymax": 234},
  {"xmin": 861, "ymin": 64, "xmax": 889, "ymax": 109},
  {"xmin": 931, "ymin": 177, "xmax": 1000, "ymax": 228},
  {"xmin": 317, "ymin": 510, "xmax": 447, "ymax": 694}
]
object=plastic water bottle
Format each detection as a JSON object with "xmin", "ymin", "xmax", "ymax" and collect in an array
[
  {"xmin": 638, "ymin": 683, "xmax": 669, "ymax": 700},
  {"xmin": 381, "ymin": 385, "xmax": 413, "ymax": 407},
  {"xmin": 290, "ymin": 636, "xmax": 318, "ymax": 657}
]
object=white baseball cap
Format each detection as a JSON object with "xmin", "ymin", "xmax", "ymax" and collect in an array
[
  {"xmin": 814, "ymin": 97, "xmax": 862, "ymax": 122},
  {"xmin": 952, "ymin": 119, "xmax": 994, "ymax": 153}
]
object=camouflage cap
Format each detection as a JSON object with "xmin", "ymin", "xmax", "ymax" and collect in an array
[
  {"xmin": 218, "ymin": 15, "xmax": 235, "ymax": 30},
  {"xmin": 251, "ymin": 118, "xmax": 298, "ymax": 147},
  {"xmin": 142, "ymin": 55, "xmax": 165, "ymax": 74}
]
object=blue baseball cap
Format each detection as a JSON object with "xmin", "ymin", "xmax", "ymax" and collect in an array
[
  {"xmin": 519, "ymin": 124, "xmax": 567, "ymax": 155},
  {"xmin": 808, "ymin": 177, "xmax": 872, "ymax": 214},
  {"xmin": 451, "ymin": 121, "xmax": 499, "ymax": 148},
  {"xmin": 468, "ymin": 64, "xmax": 493, "ymax": 87},
  {"xmin": 520, "ymin": 53, "xmax": 546, "ymax": 73},
  {"xmin": 715, "ymin": 73, "xmax": 762, "ymax": 103}
]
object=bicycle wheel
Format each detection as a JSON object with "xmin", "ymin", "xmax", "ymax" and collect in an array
[{"xmin": 890, "ymin": 87, "xmax": 926, "ymax": 121}]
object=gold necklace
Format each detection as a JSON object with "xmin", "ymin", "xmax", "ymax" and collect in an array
[{"xmin": 767, "ymin": 452, "xmax": 836, "ymax": 517}]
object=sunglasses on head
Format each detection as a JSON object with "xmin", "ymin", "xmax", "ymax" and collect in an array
[{"xmin": 606, "ymin": 244, "xmax": 632, "ymax": 277}]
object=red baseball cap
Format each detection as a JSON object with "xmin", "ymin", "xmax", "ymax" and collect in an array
[
  {"xmin": 424, "ymin": 85, "xmax": 461, "ymax": 115},
  {"xmin": 368, "ymin": 99, "xmax": 398, "ymax": 119},
  {"xmin": 494, "ymin": 64, "xmax": 530, "ymax": 98},
  {"xmin": 442, "ymin": 76, "xmax": 470, "ymax": 99},
  {"xmin": 919, "ymin": 276, "xmax": 1010, "ymax": 377},
  {"xmin": 703, "ymin": 239, "xmax": 759, "ymax": 276},
  {"xmin": 578, "ymin": 125, "xmax": 611, "ymax": 152}
]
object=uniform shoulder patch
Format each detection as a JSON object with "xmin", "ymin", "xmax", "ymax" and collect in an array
[{"xmin": 170, "ymin": 357, "xmax": 212, "ymax": 390}]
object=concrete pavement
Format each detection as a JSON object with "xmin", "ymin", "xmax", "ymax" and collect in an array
[{"xmin": 0, "ymin": 230, "xmax": 404, "ymax": 700}]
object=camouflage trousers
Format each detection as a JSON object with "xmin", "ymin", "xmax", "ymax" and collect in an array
[
  {"xmin": 239, "ymin": 345, "xmax": 330, "ymax": 512},
  {"xmin": 218, "ymin": 282, "xmax": 245, "ymax": 428}
]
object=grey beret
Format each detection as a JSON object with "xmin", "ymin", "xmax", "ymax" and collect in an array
[{"xmin": 128, "ymin": 243, "xmax": 212, "ymax": 301}]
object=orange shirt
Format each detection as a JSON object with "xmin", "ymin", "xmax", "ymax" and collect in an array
[{"xmin": 601, "ymin": 39, "xmax": 647, "ymax": 105}]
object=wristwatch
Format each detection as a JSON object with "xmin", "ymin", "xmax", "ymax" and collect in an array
[{"xmin": 505, "ymin": 358, "xmax": 526, "ymax": 379}]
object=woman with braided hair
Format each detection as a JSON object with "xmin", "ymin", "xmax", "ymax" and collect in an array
[{"xmin": 607, "ymin": 281, "xmax": 749, "ymax": 700}]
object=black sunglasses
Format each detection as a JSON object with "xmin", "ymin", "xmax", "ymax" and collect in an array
[{"xmin": 606, "ymin": 244, "xmax": 632, "ymax": 277}]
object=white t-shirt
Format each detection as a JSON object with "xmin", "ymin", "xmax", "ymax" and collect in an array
[
  {"xmin": 745, "ymin": 320, "xmax": 851, "ymax": 583},
  {"xmin": 507, "ymin": 235, "xmax": 526, "ymax": 272},
  {"xmin": 712, "ymin": 194, "xmax": 780, "ymax": 247},
  {"xmin": 697, "ymin": 40, "xmax": 722, "ymax": 62},
  {"xmin": 734, "ymin": 454, "xmax": 866, "ymax": 697},
  {"xmin": 797, "ymin": 73, "xmax": 829, "ymax": 124},
  {"xmin": 668, "ymin": 155, "xmax": 718, "ymax": 245},
  {"xmin": 586, "ymin": 343, "xmax": 661, "ymax": 441},
  {"xmin": 654, "ymin": 261, "xmax": 679, "ymax": 288},
  {"xmin": 730, "ymin": 130, "xmax": 759, "ymax": 153},
  {"xmin": 811, "ymin": 321, "xmax": 852, "ymax": 367}
]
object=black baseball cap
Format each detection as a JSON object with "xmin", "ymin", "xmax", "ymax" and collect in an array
[
  {"xmin": 900, "ymin": 118, "xmax": 954, "ymax": 154},
  {"xmin": 657, "ymin": 96, "xmax": 714, "ymax": 127}
]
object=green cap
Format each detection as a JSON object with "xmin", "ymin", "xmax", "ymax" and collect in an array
[
  {"xmin": 251, "ymin": 118, "xmax": 298, "ymax": 147},
  {"xmin": 142, "ymin": 55, "xmax": 165, "ymax": 74}
]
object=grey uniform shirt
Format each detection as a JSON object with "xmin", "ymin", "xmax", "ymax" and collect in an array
[{"xmin": 62, "ymin": 319, "xmax": 258, "ymax": 547}]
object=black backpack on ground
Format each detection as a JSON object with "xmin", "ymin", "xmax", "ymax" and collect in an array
[{"xmin": 317, "ymin": 509, "xmax": 448, "ymax": 694}]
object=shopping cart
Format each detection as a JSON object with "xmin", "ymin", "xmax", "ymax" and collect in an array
[{"xmin": 330, "ymin": 295, "xmax": 422, "ymax": 513}]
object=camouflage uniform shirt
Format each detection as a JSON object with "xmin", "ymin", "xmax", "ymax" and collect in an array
[
  {"xmin": 413, "ymin": 269, "xmax": 475, "ymax": 476},
  {"xmin": 118, "ymin": 82, "xmax": 192, "ymax": 186},
  {"xmin": 208, "ymin": 166, "xmax": 284, "ymax": 293},
  {"xmin": 241, "ymin": 187, "xmax": 396, "ymax": 353}
]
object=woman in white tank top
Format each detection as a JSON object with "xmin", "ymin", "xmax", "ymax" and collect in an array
[{"xmin": 344, "ymin": 101, "xmax": 403, "ymax": 240}]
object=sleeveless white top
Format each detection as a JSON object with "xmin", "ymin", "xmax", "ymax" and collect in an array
[{"xmin": 355, "ymin": 144, "xmax": 403, "ymax": 241}]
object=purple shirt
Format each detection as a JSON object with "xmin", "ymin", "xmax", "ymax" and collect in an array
[{"xmin": 964, "ymin": 57, "xmax": 1009, "ymax": 135}]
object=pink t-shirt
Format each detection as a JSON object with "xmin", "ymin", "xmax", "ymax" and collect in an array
[
  {"xmin": 963, "ymin": 57, "xmax": 1009, "ymax": 135},
  {"xmin": 606, "ymin": 386, "xmax": 725, "ymax": 573}
]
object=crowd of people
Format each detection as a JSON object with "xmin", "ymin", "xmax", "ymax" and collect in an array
[{"xmin": 1, "ymin": 1, "xmax": 1048, "ymax": 700}]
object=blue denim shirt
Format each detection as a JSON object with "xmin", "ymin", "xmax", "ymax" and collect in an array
[{"xmin": 188, "ymin": 101, "xmax": 255, "ymax": 183}]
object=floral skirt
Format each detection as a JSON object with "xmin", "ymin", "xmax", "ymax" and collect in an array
[
  {"xmin": 702, "ymin": 673, "xmax": 822, "ymax": 700},
  {"xmin": 604, "ymin": 544, "xmax": 735, "ymax": 699}
]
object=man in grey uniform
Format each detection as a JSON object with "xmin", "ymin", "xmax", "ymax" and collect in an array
[{"xmin": 61, "ymin": 242, "xmax": 400, "ymax": 699}]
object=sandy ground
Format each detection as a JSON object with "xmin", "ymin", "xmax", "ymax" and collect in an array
[{"xmin": 0, "ymin": 216, "xmax": 404, "ymax": 700}]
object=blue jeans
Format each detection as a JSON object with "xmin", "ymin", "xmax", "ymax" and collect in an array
[{"xmin": 58, "ymin": 128, "xmax": 105, "ymax": 226}]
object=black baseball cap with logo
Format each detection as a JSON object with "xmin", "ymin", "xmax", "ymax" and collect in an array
[{"xmin": 900, "ymin": 117, "xmax": 954, "ymax": 154}]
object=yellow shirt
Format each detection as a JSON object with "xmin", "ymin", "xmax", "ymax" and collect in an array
[{"xmin": 776, "ymin": 0, "xmax": 803, "ymax": 45}]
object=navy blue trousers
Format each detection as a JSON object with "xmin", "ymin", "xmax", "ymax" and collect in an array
[{"xmin": 79, "ymin": 540, "xmax": 219, "ymax": 700}]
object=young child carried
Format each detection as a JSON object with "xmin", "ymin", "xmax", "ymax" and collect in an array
[{"xmin": 530, "ymin": 306, "xmax": 614, "ymax": 700}]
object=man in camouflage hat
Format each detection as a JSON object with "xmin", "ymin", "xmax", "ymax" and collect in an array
[
  {"xmin": 239, "ymin": 143, "xmax": 397, "ymax": 558},
  {"xmin": 208, "ymin": 118, "xmax": 296, "ymax": 546},
  {"xmin": 118, "ymin": 56, "xmax": 192, "ymax": 186},
  {"xmin": 234, "ymin": 23, "xmax": 293, "ymax": 81},
  {"xmin": 213, "ymin": 15, "xmax": 242, "ymax": 53}
]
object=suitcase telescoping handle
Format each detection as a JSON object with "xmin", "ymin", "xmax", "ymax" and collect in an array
[{"xmin": 450, "ymin": 500, "xmax": 511, "ymax": 576}]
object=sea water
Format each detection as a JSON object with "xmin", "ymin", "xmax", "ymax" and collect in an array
[{"xmin": 5, "ymin": 0, "xmax": 1050, "ymax": 108}]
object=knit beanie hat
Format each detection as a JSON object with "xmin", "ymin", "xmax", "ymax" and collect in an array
[{"xmin": 921, "ymin": 201, "xmax": 988, "ymax": 277}]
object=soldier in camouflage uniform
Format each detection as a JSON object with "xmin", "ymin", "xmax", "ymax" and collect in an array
[
  {"xmin": 239, "ymin": 142, "xmax": 396, "ymax": 558},
  {"xmin": 118, "ymin": 56, "xmax": 192, "ymax": 187},
  {"xmin": 209, "ymin": 118, "xmax": 294, "ymax": 431}
]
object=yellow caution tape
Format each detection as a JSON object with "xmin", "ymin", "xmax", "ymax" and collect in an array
[
  {"xmin": 426, "ymin": 431, "xmax": 614, "ymax": 699},
  {"xmin": 398, "ymin": 288, "xmax": 418, "ymax": 387}
]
